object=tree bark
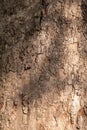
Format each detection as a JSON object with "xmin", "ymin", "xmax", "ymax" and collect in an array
[{"xmin": 0, "ymin": 0, "xmax": 87, "ymax": 130}]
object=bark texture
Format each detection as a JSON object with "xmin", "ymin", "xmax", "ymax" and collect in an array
[{"xmin": 0, "ymin": 0, "xmax": 87, "ymax": 130}]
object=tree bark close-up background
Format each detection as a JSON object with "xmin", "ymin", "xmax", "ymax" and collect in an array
[{"xmin": 0, "ymin": 0, "xmax": 87, "ymax": 130}]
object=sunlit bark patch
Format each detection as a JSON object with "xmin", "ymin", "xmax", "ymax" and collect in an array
[{"xmin": 0, "ymin": 0, "xmax": 87, "ymax": 130}]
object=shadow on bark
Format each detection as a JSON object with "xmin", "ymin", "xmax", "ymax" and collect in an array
[
  {"xmin": 79, "ymin": 0, "xmax": 87, "ymax": 58},
  {"xmin": 0, "ymin": 0, "xmax": 43, "ymax": 75}
]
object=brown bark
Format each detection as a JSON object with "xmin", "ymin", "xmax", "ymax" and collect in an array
[{"xmin": 0, "ymin": 0, "xmax": 87, "ymax": 130}]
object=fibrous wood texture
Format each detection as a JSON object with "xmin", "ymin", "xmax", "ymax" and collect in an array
[{"xmin": 0, "ymin": 0, "xmax": 87, "ymax": 130}]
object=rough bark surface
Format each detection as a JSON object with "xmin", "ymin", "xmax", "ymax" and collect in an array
[{"xmin": 0, "ymin": 0, "xmax": 87, "ymax": 130}]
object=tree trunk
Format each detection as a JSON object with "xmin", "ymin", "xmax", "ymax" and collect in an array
[{"xmin": 0, "ymin": 0, "xmax": 87, "ymax": 130}]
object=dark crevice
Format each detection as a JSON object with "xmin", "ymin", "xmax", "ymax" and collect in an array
[{"xmin": 81, "ymin": 0, "xmax": 87, "ymax": 23}]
